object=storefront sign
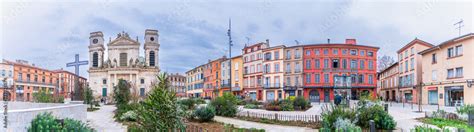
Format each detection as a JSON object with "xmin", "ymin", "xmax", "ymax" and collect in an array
[{"xmin": 427, "ymin": 87, "xmax": 437, "ymax": 90}]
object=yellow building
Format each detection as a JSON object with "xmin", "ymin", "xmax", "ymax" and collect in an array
[
  {"xmin": 230, "ymin": 55, "xmax": 243, "ymax": 96},
  {"xmin": 420, "ymin": 33, "xmax": 473, "ymax": 106}
]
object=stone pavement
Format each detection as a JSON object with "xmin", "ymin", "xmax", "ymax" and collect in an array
[
  {"xmin": 87, "ymin": 105, "xmax": 127, "ymax": 132},
  {"xmin": 214, "ymin": 116, "xmax": 317, "ymax": 132}
]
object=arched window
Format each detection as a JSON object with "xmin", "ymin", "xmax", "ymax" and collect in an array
[
  {"xmin": 92, "ymin": 52, "xmax": 98, "ymax": 67},
  {"xmin": 120, "ymin": 53, "xmax": 127, "ymax": 66},
  {"xmin": 149, "ymin": 51, "xmax": 155, "ymax": 66}
]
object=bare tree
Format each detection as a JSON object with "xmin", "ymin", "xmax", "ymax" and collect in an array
[{"xmin": 377, "ymin": 55, "xmax": 395, "ymax": 72}]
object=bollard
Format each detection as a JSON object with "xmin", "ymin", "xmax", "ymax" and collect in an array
[{"xmin": 369, "ymin": 120, "xmax": 375, "ymax": 132}]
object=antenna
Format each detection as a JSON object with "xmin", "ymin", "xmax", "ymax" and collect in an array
[{"xmin": 454, "ymin": 19, "xmax": 464, "ymax": 36}]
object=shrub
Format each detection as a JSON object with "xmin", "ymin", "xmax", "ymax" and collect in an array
[
  {"xmin": 193, "ymin": 106, "xmax": 215, "ymax": 122},
  {"xmin": 279, "ymin": 99, "xmax": 294, "ymax": 111},
  {"xmin": 333, "ymin": 117, "xmax": 357, "ymax": 130},
  {"xmin": 293, "ymin": 96, "xmax": 310, "ymax": 110},
  {"xmin": 321, "ymin": 105, "xmax": 356, "ymax": 129},
  {"xmin": 244, "ymin": 104, "xmax": 258, "ymax": 109},
  {"xmin": 194, "ymin": 98, "xmax": 206, "ymax": 104},
  {"xmin": 119, "ymin": 111, "xmax": 138, "ymax": 121},
  {"xmin": 210, "ymin": 92, "xmax": 238, "ymax": 117},
  {"xmin": 27, "ymin": 112, "xmax": 94, "ymax": 131},
  {"xmin": 264, "ymin": 101, "xmax": 281, "ymax": 111},
  {"xmin": 178, "ymin": 98, "xmax": 196, "ymax": 110},
  {"xmin": 134, "ymin": 73, "xmax": 184, "ymax": 130},
  {"xmin": 356, "ymin": 103, "xmax": 396, "ymax": 130},
  {"xmin": 33, "ymin": 90, "xmax": 53, "ymax": 103}
]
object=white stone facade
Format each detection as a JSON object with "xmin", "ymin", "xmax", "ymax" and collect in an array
[{"xmin": 88, "ymin": 30, "xmax": 160, "ymax": 99}]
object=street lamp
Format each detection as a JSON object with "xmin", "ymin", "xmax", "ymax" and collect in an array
[{"xmin": 2, "ymin": 78, "xmax": 13, "ymax": 128}]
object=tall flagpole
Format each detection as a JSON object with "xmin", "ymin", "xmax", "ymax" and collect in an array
[{"xmin": 227, "ymin": 18, "xmax": 233, "ymax": 94}]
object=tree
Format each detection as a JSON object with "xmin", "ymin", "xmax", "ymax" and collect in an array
[
  {"xmin": 84, "ymin": 86, "xmax": 94, "ymax": 109},
  {"xmin": 134, "ymin": 73, "xmax": 184, "ymax": 130},
  {"xmin": 210, "ymin": 92, "xmax": 238, "ymax": 117},
  {"xmin": 114, "ymin": 79, "xmax": 131, "ymax": 106},
  {"xmin": 377, "ymin": 55, "xmax": 395, "ymax": 72},
  {"xmin": 33, "ymin": 90, "xmax": 53, "ymax": 103}
]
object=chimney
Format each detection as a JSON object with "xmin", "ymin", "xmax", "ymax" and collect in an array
[
  {"xmin": 345, "ymin": 39, "xmax": 356, "ymax": 45},
  {"xmin": 327, "ymin": 39, "xmax": 330, "ymax": 44}
]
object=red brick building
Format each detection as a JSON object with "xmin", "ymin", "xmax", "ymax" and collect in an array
[{"xmin": 302, "ymin": 39, "xmax": 379, "ymax": 102}]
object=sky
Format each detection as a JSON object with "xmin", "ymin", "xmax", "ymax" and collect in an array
[{"xmin": 1, "ymin": 0, "xmax": 473, "ymax": 78}]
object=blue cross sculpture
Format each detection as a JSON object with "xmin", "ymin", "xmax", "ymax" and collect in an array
[
  {"xmin": 66, "ymin": 54, "xmax": 88, "ymax": 100},
  {"xmin": 66, "ymin": 54, "xmax": 89, "ymax": 76}
]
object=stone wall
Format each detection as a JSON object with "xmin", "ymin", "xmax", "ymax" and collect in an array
[{"xmin": 0, "ymin": 102, "xmax": 87, "ymax": 132}]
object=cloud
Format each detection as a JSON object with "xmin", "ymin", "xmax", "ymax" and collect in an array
[{"xmin": 1, "ymin": 0, "xmax": 472, "ymax": 78}]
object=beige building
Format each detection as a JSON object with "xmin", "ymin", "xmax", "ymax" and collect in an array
[
  {"xmin": 283, "ymin": 45, "xmax": 304, "ymax": 98},
  {"xmin": 420, "ymin": 33, "xmax": 473, "ymax": 106},
  {"xmin": 262, "ymin": 45, "xmax": 285, "ymax": 101},
  {"xmin": 0, "ymin": 62, "xmax": 14, "ymax": 100},
  {"xmin": 88, "ymin": 30, "xmax": 160, "ymax": 100},
  {"xmin": 230, "ymin": 56, "xmax": 243, "ymax": 96},
  {"xmin": 378, "ymin": 62, "xmax": 399, "ymax": 101},
  {"xmin": 242, "ymin": 41, "xmax": 269, "ymax": 101},
  {"xmin": 397, "ymin": 39, "xmax": 434, "ymax": 103},
  {"xmin": 185, "ymin": 65, "xmax": 204, "ymax": 97},
  {"xmin": 169, "ymin": 73, "xmax": 186, "ymax": 97}
]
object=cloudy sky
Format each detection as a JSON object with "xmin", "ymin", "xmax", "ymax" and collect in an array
[{"xmin": 1, "ymin": 0, "xmax": 472, "ymax": 77}]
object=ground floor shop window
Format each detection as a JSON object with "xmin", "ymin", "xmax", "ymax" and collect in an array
[{"xmin": 445, "ymin": 86, "xmax": 464, "ymax": 106}]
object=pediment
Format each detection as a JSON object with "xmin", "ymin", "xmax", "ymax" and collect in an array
[{"xmin": 108, "ymin": 32, "xmax": 140, "ymax": 46}]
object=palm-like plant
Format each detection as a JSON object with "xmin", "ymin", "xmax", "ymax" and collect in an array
[{"xmin": 134, "ymin": 73, "xmax": 184, "ymax": 131}]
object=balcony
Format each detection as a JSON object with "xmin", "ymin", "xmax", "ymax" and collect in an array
[
  {"xmin": 263, "ymin": 83, "xmax": 282, "ymax": 89},
  {"xmin": 221, "ymin": 83, "xmax": 231, "ymax": 88},
  {"xmin": 231, "ymin": 86, "xmax": 241, "ymax": 91}
]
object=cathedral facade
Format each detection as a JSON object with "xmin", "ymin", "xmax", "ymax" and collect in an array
[{"xmin": 88, "ymin": 29, "xmax": 160, "ymax": 99}]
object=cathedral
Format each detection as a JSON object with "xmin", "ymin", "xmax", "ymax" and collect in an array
[{"xmin": 88, "ymin": 29, "xmax": 160, "ymax": 99}]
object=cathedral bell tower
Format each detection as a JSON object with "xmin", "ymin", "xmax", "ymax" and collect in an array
[
  {"xmin": 89, "ymin": 31, "xmax": 105, "ymax": 68},
  {"xmin": 144, "ymin": 29, "xmax": 159, "ymax": 68}
]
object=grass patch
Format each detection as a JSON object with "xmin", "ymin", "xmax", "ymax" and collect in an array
[{"xmin": 419, "ymin": 118, "xmax": 474, "ymax": 131}]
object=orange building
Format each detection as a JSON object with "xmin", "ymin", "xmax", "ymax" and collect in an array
[
  {"xmin": 203, "ymin": 57, "xmax": 226, "ymax": 99},
  {"xmin": 302, "ymin": 39, "xmax": 379, "ymax": 102},
  {"xmin": 53, "ymin": 69, "xmax": 87, "ymax": 100},
  {"xmin": 5, "ymin": 60, "xmax": 59, "ymax": 102}
]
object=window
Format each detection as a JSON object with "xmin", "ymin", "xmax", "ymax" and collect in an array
[
  {"xmin": 367, "ymin": 52, "xmax": 374, "ymax": 57},
  {"xmin": 432, "ymin": 53, "xmax": 437, "ymax": 63},
  {"xmin": 295, "ymin": 76, "xmax": 299, "ymax": 86},
  {"xmin": 399, "ymin": 53, "xmax": 403, "ymax": 61},
  {"xmin": 360, "ymin": 50, "xmax": 365, "ymax": 56},
  {"xmin": 286, "ymin": 77, "xmax": 291, "ymax": 86},
  {"xmin": 306, "ymin": 74, "xmax": 311, "ymax": 83},
  {"xmin": 315, "ymin": 59, "xmax": 320, "ymax": 69},
  {"xmin": 455, "ymin": 45, "xmax": 463, "ymax": 56},
  {"xmin": 333, "ymin": 49, "xmax": 338, "ymax": 55},
  {"xmin": 448, "ymin": 48, "xmax": 454, "ymax": 58},
  {"xmin": 359, "ymin": 60, "xmax": 365, "ymax": 69},
  {"xmin": 358, "ymin": 74, "xmax": 364, "ymax": 83},
  {"xmin": 350, "ymin": 60, "xmax": 357, "ymax": 69},
  {"xmin": 324, "ymin": 59, "xmax": 329, "ymax": 68},
  {"xmin": 351, "ymin": 74, "xmax": 357, "ymax": 83},
  {"xmin": 350, "ymin": 50, "xmax": 357, "ymax": 55},
  {"xmin": 405, "ymin": 60, "xmax": 408, "ymax": 72},
  {"xmin": 455, "ymin": 67, "xmax": 463, "ymax": 77},
  {"xmin": 18, "ymin": 73, "xmax": 22, "ymax": 81},
  {"xmin": 295, "ymin": 49, "xmax": 301, "ymax": 59},
  {"xmin": 323, "ymin": 49, "xmax": 329, "ymax": 55},
  {"xmin": 92, "ymin": 52, "xmax": 98, "ymax": 67},
  {"xmin": 274, "ymin": 51, "xmax": 280, "ymax": 59},
  {"xmin": 447, "ymin": 69, "xmax": 454, "ymax": 78},
  {"xmin": 264, "ymin": 64, "xmax": 270, "ymax": 73},
  {"xmin": 368, "ymin": 60, "xmax": 373, "ymax": 70},
  {"xmin": 315, "ymin": 49, "xmax": 320, "ymax": 55},
  {"xmin": 332, "ymin": 59, "xmax": 339, "ymax": 68},
  {"xmin": 431, "ymin": 70, "xmax": 437, "ymax": 81},
  {"xmin": 286, "ymin": 63, "xmax": 291, "ymax": 73},
  {"xmin": 265, "ymin": 53, "xmax": 272, "ymax": 61},
  {"xmin": 120, "ymin": 53, "xmax": 128, "ymax": 66},
  {"xmin": 324, "ymin": 74, "xmax": 329, "ymax": 83},
  {"xmin": 257, "ymin": 64, "xmax": 261, "ymax": 72},
  {"xmin": 342, "ymin": 59, "xmax": 347, "ymax": 69},
  {"xmin": 342, "ymin": 49, "xmax": 347, "ymax": 55},
  {"xmin": 400, "ymin": 62, "xmax": 403, "ymax": 72},
  {"xmin": 305, "ymin": 60, "xmax": 311, "ymax": 69},
  {"xmin": 368, "ymin": 75, "xmax": 373, "ymax": 84},
  {"xmin": 141, "ymin": 79, "xmax": 145, "ymax": 84},
  {"xmin": 410, "ymin": 58, "xmax": 414, "ymax": 70},
  {"xmin": 286, "ymin": 50, "xmax": 291, "ymax": 59},
  {"xmin": 150, "ymin": 51, "xmax": 155, "ymax": 66},
  {"xmin": 314, "ymin": 74, "xmax": 320, "ymax": 83},
  {"xmin": 295, "ymin": 62, "xmax": 301, "ymax": 72},
  {"xmin": 306, "ymin": 50, "xmax": 311, "ymax": 55},
  {"xmin": 1, "ymin": 70, "xmax": 4, "ymax": 77},
  {"xmin": 274, "ymin": 63, "xmax": 280, "ymax": 72},
  {"xmin": 404, "ymin": 50, "xmax": 408, "ymax": 57},
  {"xmin": 410, "ymin": 47, "xmax": 414, "ymax": 55}
]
